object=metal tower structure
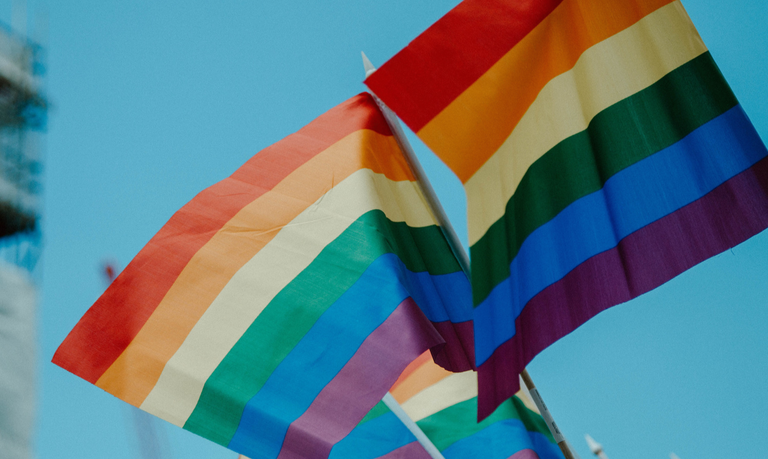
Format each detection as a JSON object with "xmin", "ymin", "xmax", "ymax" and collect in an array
[
  {"xmin": 0, "ymin": 20, "xmax": 46, "ymax": 271},
  {"xmin": 0, "ymin": 12, "xmax": 46, "ymax": 459}
]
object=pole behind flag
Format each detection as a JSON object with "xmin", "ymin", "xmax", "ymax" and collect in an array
[
  {"xmin": 329, "ymin": 351, "xmax": 566, "ymax": 459},
  {"xmin": 364, "ymin": 52, "xmax": 578, "ymax": 459},
  {"xmin": 362, "ymin": 52, "xmax": 475, "ymax": 373},
  {"xmin": 366, "ymin": 0, "xmax": 768, "ymax": 419}
]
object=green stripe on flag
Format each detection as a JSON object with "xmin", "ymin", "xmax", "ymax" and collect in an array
[
  {"xmin": 416, "ymin": 396, "xmax": 555, "ymax": 452},
  {"xmin": 184, "ymin": 209, "xmax": 460, "ymax": 445},
  {"xmin": 358, "ymin": 400, "xmax": 391, "ymax": 426},
  {"xmin": 470, "ymin": 52, "xmax": 737, "ymax": 305}
]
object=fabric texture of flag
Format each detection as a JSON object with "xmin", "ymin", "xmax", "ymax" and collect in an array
[
  {"xmin": 329, "ymin": 351, "xmax": 565, "ymax": 459},
  {"xmin": 366, "ymin": 0, "xmax": 768, "ymax": 418},
  {"xmin": 52, "ymin": 93, "xmax": 472, "ymax": 458}
]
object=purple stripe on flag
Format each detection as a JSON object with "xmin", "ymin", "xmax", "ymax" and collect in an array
[
  {"xmin": 275, "ymin": 297, "xmax": 444, "ymax": 459},
  {"xmin": 378, "ymin": 441, "xmax": 433, "ymax": 459},
  {"xmin": 478, "ymin": 155, "xmax": 768, "ymax": 419},
  {"xmin": 430, "ymin": 320, "xmax": 475, "ymax": 372},
  {"xmin": 507, "ymin": 449, "xmax": 542, "ymax": 459}
]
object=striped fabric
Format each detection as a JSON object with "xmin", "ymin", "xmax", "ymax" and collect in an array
[
  {"xmin": 366, "ymin": 0, "xmax": 768, "ymax": 418},
  {"xmin": 53, "ymin": 94, "xmax": 473, "ymax": 459},
  {"xmin": 329, "ymin": 352, "xmax": 564, "ymax": 459}
]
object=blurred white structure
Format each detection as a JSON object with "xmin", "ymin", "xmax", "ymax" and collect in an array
[
  {"xmin": 670, "ymin": 453, "xmax": 682, "ymax": 459},
  {"xmin": 585, "ymin": 434, "xmax": 609, "ymax": 459},
  {"xmin": 0, "ymin": 10, "xmax": 46, "ymax": 459},
  {"xmin": 0, "ymin": 262, "xmax": 36, "ymax": 459}
]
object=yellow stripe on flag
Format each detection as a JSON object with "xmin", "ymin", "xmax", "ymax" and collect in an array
[
  {"xmin": 95, "ymin": 129, "xmax": 413, "ymax": 407},
  {"xmin": 139, "ymin": 169, "xmax": 435, "ymax": 426},
  {"xmin": 465, "ymin": 1, "xmax": 706, "ymax": 244},
  {"xmin": 417, "ymin": 0, "xmax": 675, "ymax": 183},
  {"xmin": 401, "ymin": 371, "xmax": 477, "ymax": 422}
]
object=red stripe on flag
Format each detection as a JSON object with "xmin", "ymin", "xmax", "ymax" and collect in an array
[
  {"xmin": 365, "ymin": 0, "xmax": 562, "ymax": 132},
  {"xmin": 53, "ymin": 93, "xmax": 392, "ymax": 383}
]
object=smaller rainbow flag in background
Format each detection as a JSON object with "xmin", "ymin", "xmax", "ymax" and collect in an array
[
  {"xmin": 329, "ymin": 351, "xmax": 564, "ymax": 459},
  {"xmin": 53, "ymin": 93, "xmax": 473, "ymax": 459},
  {"xmin": 366, "ymin": 0, "xmax": 768, "ymax": 419}
]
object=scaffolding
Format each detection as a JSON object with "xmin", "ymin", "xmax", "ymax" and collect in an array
[
  {"xmin": 0, "ymin": 22, "xmax": 46, "ymax": 271},
  {"xmin": 0, "ymin": 12, "xmax": 44, "ymax": 459}
]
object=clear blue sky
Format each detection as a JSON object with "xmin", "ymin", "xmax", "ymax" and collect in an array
[{"xmin": 10, "ymin": 0, "xmax": 766, "ymax": 458}]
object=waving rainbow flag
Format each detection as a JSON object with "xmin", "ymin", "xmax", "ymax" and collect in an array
[
  {"xmin": 53, "ymin": 93, "xmax": 473, "ymax": 458},
  {"xmin": 366, "ymin": 0, "xmax": 768, "ymax": 418},
  {"xmin": 330, "ymin": 352, "xmax": 564, "ymax": 459}
]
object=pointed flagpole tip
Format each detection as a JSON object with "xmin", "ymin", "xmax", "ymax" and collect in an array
[
  {"xmin": 584, "ymin": 434, "xmax": 603, "ymax": 454},
  {"xmin": 361, "ymin": 51, "xmax": 376, "ymax": 78}
]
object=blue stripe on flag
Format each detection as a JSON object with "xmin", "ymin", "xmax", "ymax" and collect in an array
[
  {"xmin": 475, "ymin": 105, "xmax": 768, "ymax": 364},
  {"xmin": 440, "ymin": 419, "xmax": 564, "ymax": 459},
  {"xmin": 227, "ymin": 253, "xmax": 466, "ymax": 457},
  {"xmin": 329, "ymin": 411, "xmax": 416, "ymax": 459}
]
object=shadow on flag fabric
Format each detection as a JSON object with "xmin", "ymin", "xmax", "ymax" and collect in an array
[
  {"xmin": 328, "ymin": 351, "xmax": 565, "ymax": 459},
  {"xmin": 365, "ymin": 0, "xmax": 768, "ymax": 419},
  {"xmin": 52, "ymin": 93, "xmax": 473, "ymax": 459}
]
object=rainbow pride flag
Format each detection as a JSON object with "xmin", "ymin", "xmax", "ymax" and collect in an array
[
  {"xmin": 53, "ymin": 94, "xmax": 473, "ymax": 458},
  {"xmin": 329, "ymin": 352, "xmax": 564, "ymax": 459},
  {"xmin": 366, "ymin": 0, "xmax": 768, "ymax": 418}
]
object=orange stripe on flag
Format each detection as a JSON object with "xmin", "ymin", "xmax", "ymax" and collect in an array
[
  {"xmin": 390, "ymin": 351, "xmax": 431, "ymax": 393},
  {"xmin": 417, "ymin": 0, "xmax": 674, "ymax": 182},
  {"xmin": 390, "ymin": 356, "xmax": 453, "ymax": 405},
  {"xmin": 51, "ymin": 93, "xmax": 391, "ymax": 385},
  {"xmin": 96, "ymin": 129, "xmax": 412, "ymax": 406}
]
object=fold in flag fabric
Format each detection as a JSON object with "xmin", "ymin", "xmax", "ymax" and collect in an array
[
  {"xmin": 366, "ymin": 0, "xmax": 768, "ymax": 419},
  {"xmin": 52, "ymin": 93, "xmax": 473, "ymax": 459},
  {"xmin": 329, "ymin": 351, "xmax": 564, "ymax": 459}
]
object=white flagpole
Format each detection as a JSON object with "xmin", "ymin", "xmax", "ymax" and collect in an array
[
  {"xmin": 362, "ymin": 53, "xmax": 447, "ymax": 459},
  {"xmin": 362, "ymin": 52, "xmax": 469, "ymax": 277},
  {"xmin": 521, "ymin": 369, "xmax": 578, "ymax": 459},
  {"xmin": 585, "ymin": 434, "xmax": 609, "ymax": 459},
  {"xmin": 363, "ymin": 53, "xmax": 579, "ymax": 459},
  {"xmin": 382, "ymin": 393, "xmax": 446, "ymax": 459}
]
